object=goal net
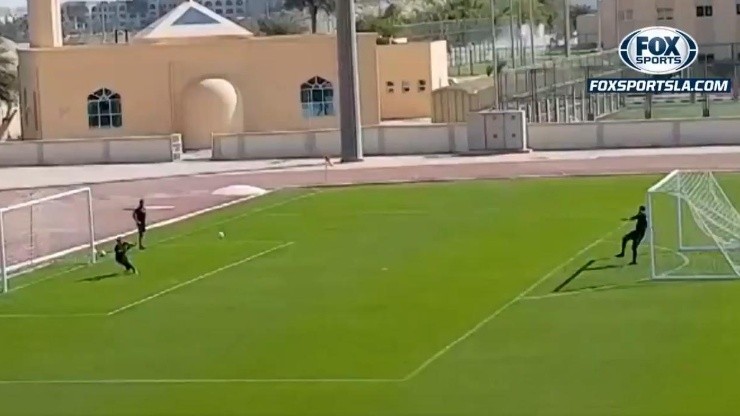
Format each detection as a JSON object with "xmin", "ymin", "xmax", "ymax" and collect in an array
[
  {"xmin": 648, "ymin": 170, "xmax": 740, "ymax": 280},
  {"xmin": 0, "ymin": 187, "xmax": 96, "ymax": 293}
]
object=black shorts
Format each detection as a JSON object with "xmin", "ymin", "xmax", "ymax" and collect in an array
[
  {"xmin": 116, "ymin": 256, "xmax": 133, "ymax": 268},
  {"xmin": 137, "ymin": 223, "xmax": 146, "ymax": 234},
  {"xmin": 626, "ymin": 230, "xmax": 645, "ymax": 244}
]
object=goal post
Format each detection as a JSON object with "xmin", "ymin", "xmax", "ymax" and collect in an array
[
  {"xmin": 647, "ymin": 170, "xmax": 740, "ymax": 280},
  {"xmin": 0, "ymin": 187, "xmax": 97, "ymax": 293}
]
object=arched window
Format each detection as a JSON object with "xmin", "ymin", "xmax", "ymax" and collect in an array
[
  {"xmin": 87, "ymin": 88, "xmax": 122, "ymax": 128},
  {"xmin": 300, "ymin": 76, "xmax": 334, "ymax": 118}
]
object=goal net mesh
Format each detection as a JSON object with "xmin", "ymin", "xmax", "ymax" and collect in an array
[
  {"xmin": 648, "ymin": 170, "xmax": 740, "ymax": 279},
  {"xmin": 0, "ymin": 188, "xmax": 96, "ymax": 291}
]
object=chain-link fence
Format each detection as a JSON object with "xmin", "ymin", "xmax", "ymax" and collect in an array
[{"xmin": 396, "ymin": 18, "xmax": 598, "ymax": 77}]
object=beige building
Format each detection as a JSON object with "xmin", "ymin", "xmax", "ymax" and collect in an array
[
  {"xmin": 598, "ymin": 0, "xmax": 740, "ymax": 57},
  {"xmin": 19, "ymin": 0, "xmax": 448, "ymax": 150}
]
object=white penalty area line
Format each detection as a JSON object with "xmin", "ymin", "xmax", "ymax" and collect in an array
[
  {"xmin": 519, "ymin": 278, "xmax": 652, "ymax": 302},
  {"xmin": 0, "ymin": 226, "xmax": 624, "ymax": 384},
  {"xmin": 399, "ymin": 224, "xmax": 625, "ymax": 381},
  {"xmin": 106, "ymin": 242, "xmax": 295, "ymax": 316},
  {"xmin": 0, "ymin": 226, "xmax": 625, "ymax": 383}
]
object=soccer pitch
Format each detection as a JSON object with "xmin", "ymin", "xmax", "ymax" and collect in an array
[{"xmin": 3, "ymin": 175, "xmax": 740, "ymax": 415}]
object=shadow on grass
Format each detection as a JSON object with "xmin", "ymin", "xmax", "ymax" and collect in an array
[{"xmin": 78, "ymin": 272, "xmax": 119, "ymax": 283}]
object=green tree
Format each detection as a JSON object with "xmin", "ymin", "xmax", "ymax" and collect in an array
[
  {"xmin": 283, "ymin": 0, "xmax": 335, "ymax": 33},
  {"xmin": 257, "ymin": 12, "xmax": 307, "ymax": 35},
  {"xmin": 0, "ymin": 40, "xmax": 17, "ymax": 108}
]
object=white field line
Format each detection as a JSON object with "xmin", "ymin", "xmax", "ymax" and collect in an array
[
  {"xmin": 8, "ymin": 264, "xmax": 87, "ymax": 293},
  {"xmin": 157, "ymin": 239, "xmax": 289, "ymax": 248},
  {"xmin": 6, "ymin": 190, "xmax": 320, "ymax": 291},
  {"xmin": 400, "ymin": 224, "xmax": 624, "ymax": 381},
  {"xmin": 106, "ymin": 242, "xmax": 294, "ymax": 316},
  {"xmin": 521, "ymin": 286, "xmax": 620, "ymax": 301},
  {"xmin": 0, "ymin": 377, "xmax": 401, "ymax": 385},
  {"xmin": 264, "ymin": 210, "xmax": 427, "ymax": 217},
  {"xmin": 0, "ymin": 313, "xmax": 104, "ymax": 319},
  {"xmin": 520, "ymin": 277, "xmax": 653, "ymax": 302}
]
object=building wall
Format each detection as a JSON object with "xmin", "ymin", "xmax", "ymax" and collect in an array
[
  {"xmin": 576, "ymin": 13, "xmax": 598, "ymax": 45},
  {"xmin": 20, "ymin": 34, "xmax": 382, "ymax": 142},
  {"xmin": 17, "ymin": 52, "xmax": 41, "ymax": 139},
  {"xmin": 377, "ymin": 41, "xmax": 447, "ymax": 120},
  {"xmin": 429, "ymin": 40, "xmax": 449, "ymax": 91},
  {"xmin": 600, "ymin": 0, "xmax": 740, "ymax": 55}
]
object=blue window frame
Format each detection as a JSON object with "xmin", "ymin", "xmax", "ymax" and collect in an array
[
  {"xmin": 300, "ymin": 76, "xmax": 335, "ymax": 118},
  {"xmin": 87, "ymin": 88, "xmax": 122, "ymax": 129}
]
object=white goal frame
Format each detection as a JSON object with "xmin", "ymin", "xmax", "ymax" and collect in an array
[
  {"xmin": 0, "ymin": 187, "xmax": 96, "ymax": 293},
  {"xmin": 647, "ymin": 169, "xmax": 740, "ymax": 280}
]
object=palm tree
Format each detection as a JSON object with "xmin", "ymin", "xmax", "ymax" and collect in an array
[
  {"xmin": 283, "ymin": 0, "xmax": 335, "ymax": 33},
  {"xmin": 0, "ymin": 40, "xmax": 17, "ymax": 109}
]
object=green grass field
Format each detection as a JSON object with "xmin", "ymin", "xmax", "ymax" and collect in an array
[
  {"xmin": 601, "ymin": 100, "xmax": 740, "ymax": 120},
  {"xmin": 3, "ymin": 175, "xmax": 740, "ymax": 416}
]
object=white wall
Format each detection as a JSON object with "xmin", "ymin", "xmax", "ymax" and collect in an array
[
  {"xmin": 213, "ymin": 118, "xmax": 740, "ymax": 159},
  {"xmin": 527, "ymin": 118, "xmax": 740, "ymax": 150},
  {"xmin": 212, "ymin": 124, "xmax": 467, "ymax": 160},
  {"xmin": 0, "ymin": 134, "xmax": 179, "ymax": 167}
]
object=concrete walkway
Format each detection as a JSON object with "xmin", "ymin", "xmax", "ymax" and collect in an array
[{"xmin": 2, "ymin": 146, "xmax": 740, "ymax": 191}]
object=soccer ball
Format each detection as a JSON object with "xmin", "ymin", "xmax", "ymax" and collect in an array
[
  {"xmin": 218, "ymin": 232, "xmax": 225, "ymax": 239},
  {"xmin": 98, "ymin": 249, "xmax": 106, "ymax": 257}
]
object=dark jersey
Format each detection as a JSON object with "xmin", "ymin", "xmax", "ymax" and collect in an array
[
  {"xmin": 114, "ymin": 242, "xmax": 132, "ymax": 259},
  {"xmin": 134, "ymin": 207, "xmax": 146, "ymax": 225},
  {"xmin": 632, "ymin": 212, "xmax": 648, "ymax": 233}
]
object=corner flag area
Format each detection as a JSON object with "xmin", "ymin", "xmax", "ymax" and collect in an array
[{"xmin": 2, "ymin": 176, "xmax": 740, "ymax": 415}]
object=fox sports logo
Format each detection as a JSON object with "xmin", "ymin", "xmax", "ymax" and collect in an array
[{"xmin": 619, "ymin": 27, "xmax": 698, "ymax": 75}]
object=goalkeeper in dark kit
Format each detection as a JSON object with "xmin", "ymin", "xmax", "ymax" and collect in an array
[{"xmin": 114, "ymin": 237, "xmax": 138, "ymax": 274}]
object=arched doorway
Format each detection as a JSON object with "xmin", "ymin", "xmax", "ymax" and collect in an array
[{"xmin": 181, "ymin": 78, "xmax": 243, "ymax": 150}]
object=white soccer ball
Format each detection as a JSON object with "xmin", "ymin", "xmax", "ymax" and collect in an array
[
  {"xmin": 218, "ymin": 232, "xmax": 225, "ymax": 239},
  {"xmin": 98, "ymin": 249, "xmax": 106, "ymax": 257}
]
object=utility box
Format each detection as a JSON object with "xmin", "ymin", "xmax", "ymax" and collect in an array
[{"xmin": 467, "ymin": 110, "xmax": 529, "ymax": 153}]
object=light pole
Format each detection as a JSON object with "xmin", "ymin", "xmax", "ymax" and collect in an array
[
  {"xmin": 490, "ymin": 0, "xmax": 499, "ymax": 107},
  {"xmin": 528, "ymin": 0, "xmax": 535, "ymax": 65},
  {"xmin": 597, "ymin": 0, "xmax": 602, "ymax": 49},
  {"xmin": 508, "ymin": 0, "xmax": 515, "ymax": 68},
  {"xmin": 336, "ymin": 0, "xmax": 363, "ymax": 162},
  {"xmin": 563, "ymin": 0, "xmax": 571, "ymax": 57}
]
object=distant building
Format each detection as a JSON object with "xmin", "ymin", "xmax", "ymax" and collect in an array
[
  {"xmin": 61, "ymin": 0, "xmax": 283, "ymax": 33},
  {"xmin": 598, "ymin": 0, "xmax": 740, "ymax": 58},
  {"xmin": 18, "ymin": 0, "xmax": 448, "ymax": 150},
  {"xmin": 575, "ymin": 13, "xmax": 598, "ymax": 47}
]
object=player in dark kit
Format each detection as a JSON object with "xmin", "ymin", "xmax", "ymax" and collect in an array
[
  {"xmin": 114, "ymin": 237, "xmax": 138, "ymax": 274},
  {"xmin": 133, "ymin": 199, "xmax": 147, "ymax": 249},
  {"xmin": 616, "ymin": 205, "xmax": 648, "ymax": 265}
]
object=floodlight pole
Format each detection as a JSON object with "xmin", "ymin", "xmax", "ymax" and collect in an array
[
  {"xmin": 563, "ymin": 0, "xmax": 571, "ymax": 58},
  {"xmin": 490, "ymin": 0, "xmax": 499, "ymax": 108},
  {"xmin": 597, "ymin": 0, "xmax": 602, "ymax": 50},
  {"xmin": 336, "ymin": 0, "xmax": 363, "ymax": 163},
  {"xmin": 508, "ymin": 0, "xmax": 515, "ymax": 68}
]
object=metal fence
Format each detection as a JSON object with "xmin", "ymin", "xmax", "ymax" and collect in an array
[{"xmin": 493, "ymin": 44, "xmax": 740, "ymax": 122}]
